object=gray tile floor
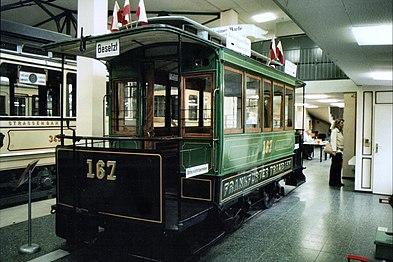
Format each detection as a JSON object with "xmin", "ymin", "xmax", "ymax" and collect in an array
[
  {"xmin": 0, "ymin": 156, "xmax": 392, "ymax": 261},
  {"xmin": 199, "ymin": 158, "xmax": 392, "ymax": 262}
]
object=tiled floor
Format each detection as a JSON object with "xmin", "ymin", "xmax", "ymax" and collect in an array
[
  {"xmin": 199, "ymin": 158, "xmax": 392, "ymax": 262},
  {"xmin": 0, "ymin": 156, "xmax": 392, "ymax": 261},
  {"xmin": 0, "ymin": 198, "xmax": 55, "ymax": 228}
]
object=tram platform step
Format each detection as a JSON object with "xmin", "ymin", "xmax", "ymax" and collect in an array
[{"xmin": 165, "ymin": 198, "xmax": 213, "ymax": 232}]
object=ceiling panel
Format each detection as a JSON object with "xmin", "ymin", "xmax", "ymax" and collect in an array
[{"xmin": 0, "ymin": 0, "xmax": 391, "ymax": 88}]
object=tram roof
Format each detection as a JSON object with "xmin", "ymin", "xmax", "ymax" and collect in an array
[{"xmin": 43, "ymin": 17, "xmax": 225, "ymax": 62}]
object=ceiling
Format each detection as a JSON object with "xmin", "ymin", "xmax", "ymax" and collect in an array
[{"xmin": 1, "ymin": 0, "xmax": 392, "ymax": 106}]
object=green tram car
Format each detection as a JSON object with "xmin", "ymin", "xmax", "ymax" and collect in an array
[{"xmin": 46, "ymin": 17, "xmax": 304, "ymax": 246}]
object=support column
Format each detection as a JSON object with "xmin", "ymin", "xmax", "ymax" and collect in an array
[
  {"xmin": 220, "ymin": 9, "xmax": 238, "ymax": 26},
  {"xmin": 76, "ymin": 0, "xmax": 107, "ymax": 136}
]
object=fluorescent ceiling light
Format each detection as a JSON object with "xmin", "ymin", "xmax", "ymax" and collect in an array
[
  {"xmin": 372, "ymin": 71, "xmax": 393, "ymax": 80},
  {"xmin": 317, "ymin": 99, "xmax": 339, "ymax": 103},
  {"xmin": 331, "ymin": 103, "xmax": 344, "ymax": 108},
  {"xmin": 252, "ymin": 12, "xmax": 276, "ymax": 23},
  {"xmin": 305, "ymin": 94, "xmax": 329, "ymax": 99},
  {"xmin": 305, "ymin": 105, "xmax": 319, "ymax": 109},
  {"xmin": 352, "ymin": 24, "xmax": 393, "ymax": 45}
]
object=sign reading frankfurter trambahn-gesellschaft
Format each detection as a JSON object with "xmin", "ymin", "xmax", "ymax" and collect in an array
[{"xmin": 220, "ymin": 157, "xmax": 292, "ymax": 203}]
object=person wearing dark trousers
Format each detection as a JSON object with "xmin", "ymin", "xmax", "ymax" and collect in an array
[
  {"xmin": 329, "ymin": 119, "xmax": 345, "ymax": 187},
  {"xmin": 303, "ymin": 129, "xmax": 314, "ymax": 160}
]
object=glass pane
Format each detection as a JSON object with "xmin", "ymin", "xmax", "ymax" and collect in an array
[
  {"xmin": 224, "ymin": 68, "xmax": 243, "ymax": 130},
  {"xmin": 0, "ymin": 95, "xmax": 5, "ymax": 115},
  {"xmin": 246, "ymin": 75, "xmax": 261, "ymax": 129},
  {"xmin": 66, "ymin": 73, "xmax": 76, "ymax": 117},
  {"xmin": 154, "ymin": 84, "xmax": 166, "ymax": 127},
  {"xmin": 14, "ymin": 96, "xmax": 26, "ymax": 116},
  {"xmin": 263, "ymin": 80, "xmax": 272, "ymax": 129},
  {"xmin": 273, "ymin": 83, "xmax": 283, "ymax": 129},
  {"xmin": 184, "ymin": 74, "xmax": 212, "ymax": 133},
  {"xmin": 170, "ymin": 87, "xmax": 178, "ymax": 127},
  {"xmin": 285, "ymin": 87, "xmax": 294, "ymax": 128},
  {"xmin": 113, "ymin": 81, "xmax": 138, "ymax": 134}
]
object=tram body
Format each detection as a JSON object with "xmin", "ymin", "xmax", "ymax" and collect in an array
[
  {"xmin": 0, "ymin": 50, "xmax": 77, "ymax": 204},
  {"xmin": 46, "ymin": 17, "xmax": 303, "ymax": 245}
]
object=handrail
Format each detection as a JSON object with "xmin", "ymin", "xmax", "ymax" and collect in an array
[{"xmin": 56, "ymin": 134, "xmax": 183, "ymax": 142}]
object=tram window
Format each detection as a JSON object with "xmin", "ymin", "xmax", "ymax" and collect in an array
[
  {"xmin": 188, "ymin": 95, "xmax": 198, "ymax": 120},
  {"xmin": 112, "ymin": 81, "xmax": 138, "ymax": 134},
  {"xmin": 0, "ymin": 76, "xmax": 11, "ymax": 116},
  {"xmin": 1, "ymin": 64, "xmax": 63, "ymax": 117},
  {"xmin": 66, "ymin": 73, "xmax": 76, "ymax": 117},
  {"xmin": 263, "ymin": 80, "xmax": 272, "ymax": 131},
  {"xmin": 273, "ymin": 82, "xmax": 284, "ymax": 130},
  {"xmin": 14, "ymin": 96, "xmax": 26, "ymax": 116},
  {"xmin": 153, "ymin": 84, "xmax": 178, "ymax": 128},
  {"xmin": 183, "ymin": 74, "xmax": 212, "ymax": 135},
  {"xmin": 224, "ymin": 67, "xmax": 243, "ymax": 133},
  {"xmin": 170, "ymin": 87, "xmax": 178, "ymax": 127},
  {"xmin": 285, "ymin": 86, "xmax": 294, "ymax": 130},
  {"xmin": 246, "ymin": 74, "xmax": 261, "ymax": 132},
  {"xmin": 32, "ymin": 95, "xmax": 39, "ymax": 116},
  {"xmin": 154, "ymin": 84, "xmax": 166, "ymax": 127},
  {"xmin": 0, "ymin": 96, "xmax": 5, "ymax": 115}
]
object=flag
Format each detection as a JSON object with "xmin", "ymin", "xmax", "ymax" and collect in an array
[
  {"xmin": 136, "ymin": 0, "xmax": 148, "ymax": 24},
  {"xmin": 269, "ymin": 37, "xmax": 277, "ymax": 61},
  {"xmin": 276, "ymin": 40, "xmax": 285, "ymax": 64},
  {"xmin": 122, "ymin": 0, "xmax": 131, "ymax": 26},
  {"xmin": 110, "ymin": 1, "xmax": 122, "ymax": 32}
]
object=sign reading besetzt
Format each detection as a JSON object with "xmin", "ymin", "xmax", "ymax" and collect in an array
[{"xmin": 96, "ymin": 39, "xmax": 119, "ymax": 58}]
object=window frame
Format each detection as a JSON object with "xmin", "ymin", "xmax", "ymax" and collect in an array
[
  {"xmin": 111, "ymin": 79, "xmax": 138, "ymax": 135},
  {"xmin": 181, "ymin": 73, "xmax": 214, "ymax": 137},
  {"xmin": 272, "ymin": 82, "xmax": 285, "ymax": 132},
  {"xmin": 223, "ymin": 66, "xmax": 244, "ymax": 134},
  {"xmin": 263, "ymin": 79, "xmax": 273, "ymax": 132},
  {"xmin": 284, "ymin": 85, "xmax": 295, "ymax": 130},
  {"xmin": 245, "ymin": 73, "xmax": 262, "ymax": 133}
]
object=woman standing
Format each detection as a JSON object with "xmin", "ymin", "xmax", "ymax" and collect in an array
[{"xmin": 329, "ymin": 119, "xmax": 345, "ymax": 186}]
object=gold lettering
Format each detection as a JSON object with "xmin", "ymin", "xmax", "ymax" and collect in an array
[
  {"xmin": 96, "ymin": 160, "xmax": 105, "ymax": 179},
  {"xmin": 86, "ymin": 159, "xmax": 95, "ymax": 178},
  {"xmin": 106, "ymin": 161, "xmax": 117, "ymax": 180},
  {"xmin": 86, "ymin": 159, "xmax": 117, "ymax": 181}
]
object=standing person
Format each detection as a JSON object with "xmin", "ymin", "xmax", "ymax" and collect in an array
[
  {"xmin": 329, "ymin": 119, "xmax": 345, "ymax": 186},
  {"xmin": 303, "ymin": 130, "xmax": 314, "ymax": 160}
]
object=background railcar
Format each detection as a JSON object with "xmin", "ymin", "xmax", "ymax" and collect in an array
[
  {"xmin": 47, "ymin": 16, "xmax": 304, "ymax": 254},
  {"xmin": 0, "ymin": 45, "xmax": 77, "ymax": 208}
]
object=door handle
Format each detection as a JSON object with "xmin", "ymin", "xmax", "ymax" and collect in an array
[{"xmin": 375, "ymin": 143, "xmax": 379, "ymax": 153}]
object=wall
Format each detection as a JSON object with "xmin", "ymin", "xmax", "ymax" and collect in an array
[
  {"xmin": 343, "ymin": 93, "xmax": 356, "ymax": 178},
  {"xmin": 311, "ymin": 118, "xmax": 330, "ymax": 138}
]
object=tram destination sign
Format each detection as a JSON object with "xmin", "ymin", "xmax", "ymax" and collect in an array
[
  {"xmin": 96, "ymin": 39, "xmax": 119, "ymax": 58},
  {"xmin": 220, "ymin": 158, "xmax": 292, "ymax": 203}
]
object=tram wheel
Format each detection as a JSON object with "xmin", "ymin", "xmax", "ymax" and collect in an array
[
  {"xmin": 260, "ymin": 189, "xmax": 274, "ymax": 209},
  {"xmin": 232, "ymin": 209, "xmax": 245, "ymax": 231},
  {"xmin": 223, "ymin": 205, "xmax": 245, "ymax": 232}
]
